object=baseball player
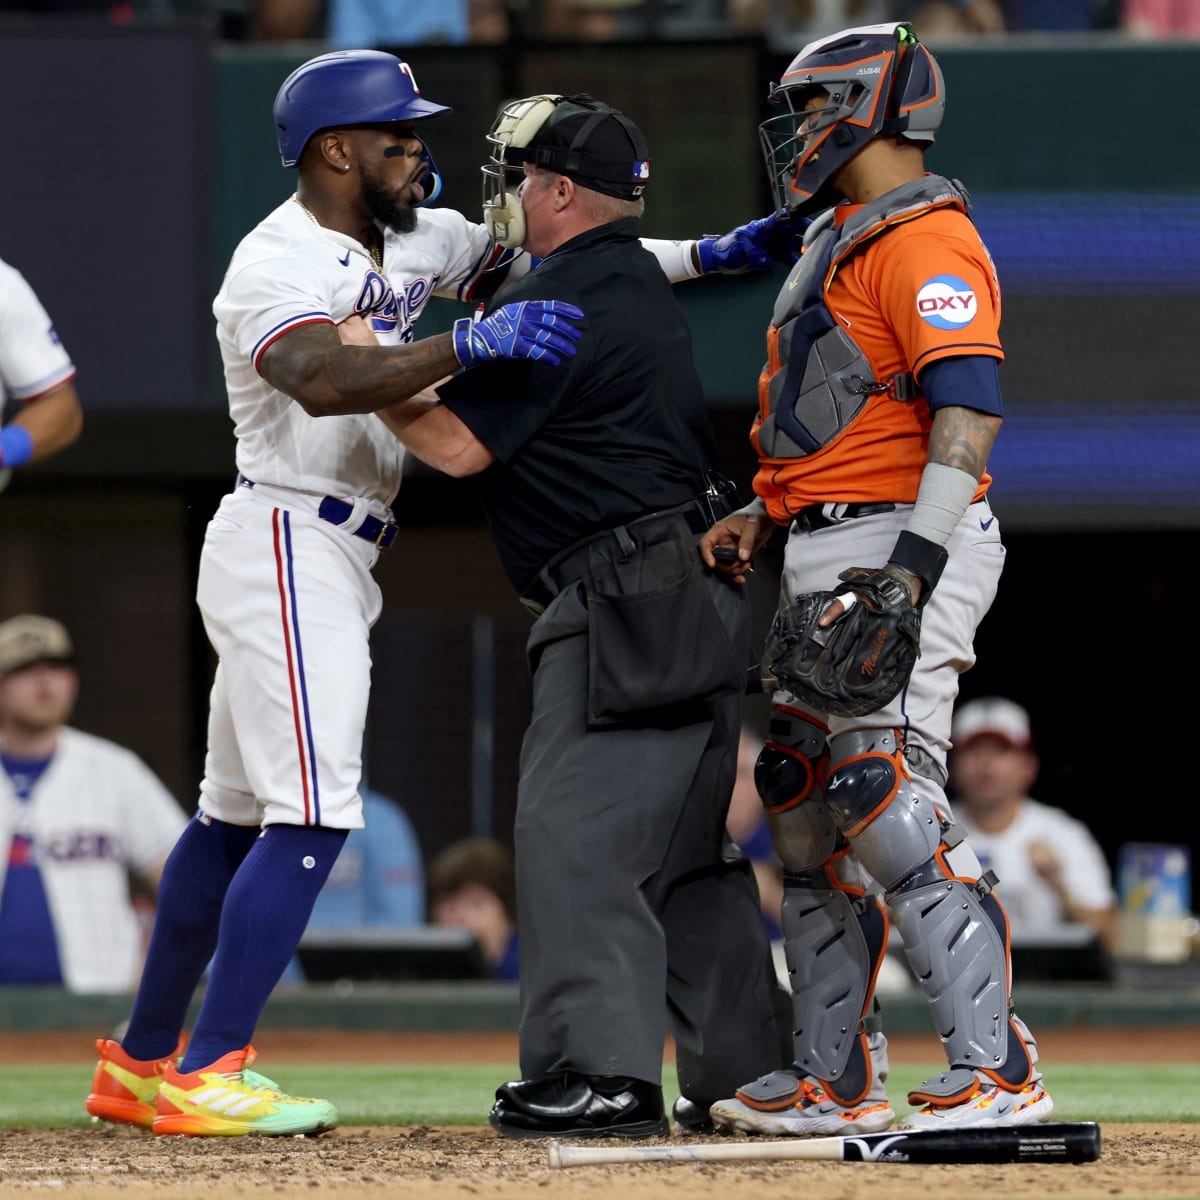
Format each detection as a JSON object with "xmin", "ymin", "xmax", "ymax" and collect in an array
[
  {"xmin": 84, "ymin": 49, "xmax": 798, "ymax": 1141},
  {"xmin": 0, "ymin": 256, "xmax": 83, "ymax": 491},
  {"xmin": 0, "ymin": 615, "xmax": 188, "ymax": 993},
  {"xmin": 699, "ymin": 24, "xmax": 1055, "ymax": 1134},
  {"xmin": 84, "ymin": 49, "xmax": 590, "ymax": 1140}
]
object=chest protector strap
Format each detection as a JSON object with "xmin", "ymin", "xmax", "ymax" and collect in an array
[{"xmin": 758, "ymin": 176, "xmax": 970, "ymax": 462}]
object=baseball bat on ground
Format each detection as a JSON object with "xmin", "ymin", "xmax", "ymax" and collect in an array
[{"xmin": 546, "ymin": 1121, "xmax": 1101, "ymax": 1169}]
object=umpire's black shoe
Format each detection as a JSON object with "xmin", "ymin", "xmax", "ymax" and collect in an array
[
  {"xmin": 671, "ymin": 1096, "xmax": 715, "ymax": 1135},
  {"xmin": 489, "ymin": 1071, "xmax": 668, "ymax": 1140}
]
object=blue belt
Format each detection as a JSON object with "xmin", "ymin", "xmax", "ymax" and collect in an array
[
  {"xmin": 317, "ymin": 497, "xmax": 399, "ymax": 550},
  {"xmin": 237, "ymin": 475, "xmax": 397, "ymax": 551}
]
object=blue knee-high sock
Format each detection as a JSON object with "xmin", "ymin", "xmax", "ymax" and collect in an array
[
  {"xmin": 180, "ymin": 824, "xmax": 347, "ymax": 1073},
  {"xmin": 122, "ymin": 814, "xmax": 260, "ymax": 1062}
]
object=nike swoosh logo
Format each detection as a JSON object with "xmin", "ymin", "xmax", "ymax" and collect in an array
[
  {"xmin": 337, "ymin": 251, "xmax": 351, "ymax": 267},
  {"xmin": 980, "ymin": 515, "xmax": 995, "ymax": 531}
]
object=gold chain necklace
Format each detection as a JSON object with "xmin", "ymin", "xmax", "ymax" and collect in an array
[{"xmin": 291, "ymin": 195, "xmax": 383, "ymax": 272}]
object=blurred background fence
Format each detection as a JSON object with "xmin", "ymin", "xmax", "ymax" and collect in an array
[{"xmin": 0, "ymin": 18, "xmax": 1196, "ymax": 888}]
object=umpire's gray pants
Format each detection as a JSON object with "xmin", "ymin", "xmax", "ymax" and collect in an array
[{"xmin": 515, "ymin": 578, "xmax": 787, "ymax": 1100}]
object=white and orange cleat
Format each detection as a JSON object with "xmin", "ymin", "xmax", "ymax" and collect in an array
[{"xmin": 898, "ymin": 1067, "xmax": 1054, "ymax": 1130}]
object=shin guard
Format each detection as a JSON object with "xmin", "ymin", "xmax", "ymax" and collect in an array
[{"xmin": 780, "ymin": 871, "xmax": 890, "ymax": 1104}]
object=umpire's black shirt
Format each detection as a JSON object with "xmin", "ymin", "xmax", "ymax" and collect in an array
[{"xmin": 437, "ymin": 218, "xmax": 720, "ymax": 594}]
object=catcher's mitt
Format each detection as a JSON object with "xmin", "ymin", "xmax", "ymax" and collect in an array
[{"xmin": 763, "ymin": 572, "xmax": 921, "ymax": 716}]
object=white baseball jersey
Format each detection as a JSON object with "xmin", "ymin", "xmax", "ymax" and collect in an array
[
  {"xmin": 957, "ymin": 797, "xmax": 1116, "ymax": 936},
  {"xmin": 200, "ymin": 198, "xmax": 506, "ymax": 832},
  {"xmin": 0, "ymin": 256, "xmax": 76, "ymax": 421},
  {"xmin": 213, "ymin": 197, "xmax": 502, "ymax": 512},
  {"xmin": 0, "ymin": 728, "xmax": 188, "ymax": 993}
]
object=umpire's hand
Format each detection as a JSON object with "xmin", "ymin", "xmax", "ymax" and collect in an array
[{"xmin": 699, "ymin": 498, "xmax": 776, "ymax": 584}]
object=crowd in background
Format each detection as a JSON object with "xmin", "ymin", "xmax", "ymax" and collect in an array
[{"xmin": 1, "ymin": 0, "xmax": 1198, "ymax": 43}]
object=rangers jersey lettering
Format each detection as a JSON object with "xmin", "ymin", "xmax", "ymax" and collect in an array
[
  {"xmin": 212, "ymin": 199, "xmax": 511, "ymax": 511},
  {"xmin": 0, "ymin": 729, "xmax": 188, "ymax": 993}
]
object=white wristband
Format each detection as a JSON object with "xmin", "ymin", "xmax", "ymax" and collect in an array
[
  {"xmin": 640, "ymin": 237, "xmax": 703, "ymax": 282},
  {"xmin": 907, "ymin": 462, "xmax": 979, "ymax": 547}
]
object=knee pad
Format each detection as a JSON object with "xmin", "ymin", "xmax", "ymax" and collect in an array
[
  {"xmin": 779, "ymin": 875, "xmax": 889, "ymax": 1103},
  {"xmin": 758, "ymin": 707, "xmax": 836, "ymax": 873},
  {"xmin": 824, "ymin": 728, "xmax": 945, "ymax": 891},
  {"xmin": 888, "ymin": 874, "xmax": 1035, "ymax": 1089}
]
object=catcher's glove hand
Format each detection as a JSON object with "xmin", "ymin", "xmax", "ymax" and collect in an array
[{"xmin": 763, "ymin": 567, "xmax": 921, "ymax": 717}]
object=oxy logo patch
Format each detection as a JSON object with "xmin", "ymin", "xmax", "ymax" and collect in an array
[{"xmin": 916, "ymin": 274, "xmax": 977, "ymax": 330}]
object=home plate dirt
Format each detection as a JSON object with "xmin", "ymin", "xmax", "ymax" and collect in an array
[{"xmin": 0, "ymin": 1027, "xmax": 1193, "ymax": 1200}]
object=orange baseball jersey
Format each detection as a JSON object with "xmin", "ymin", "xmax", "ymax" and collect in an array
[{"xmin": 751, "ymin": 194, "xmax": 1002, "ymax": 521}]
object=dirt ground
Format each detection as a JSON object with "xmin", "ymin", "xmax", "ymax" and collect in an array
[{"xmin": 0, "ymin": 1028, "xmax": 1195, "ymax": 1200}]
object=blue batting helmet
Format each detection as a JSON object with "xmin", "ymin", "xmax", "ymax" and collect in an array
[
  {"xmin": 761, "ymin": 22, "xmax": 945, "ymax": 216},
  {"xmin": 273, "ymin": 50, "xmax": 451, "ymax": 169}
]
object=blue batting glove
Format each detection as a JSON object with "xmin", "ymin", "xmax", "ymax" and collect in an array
[
  {"xmin": 452, "ymin": 300, "xmax": 585, "ymax": 369},
  {"xmin": 695, "ymin": 211, "xmax": 811, "ymax": 275}
]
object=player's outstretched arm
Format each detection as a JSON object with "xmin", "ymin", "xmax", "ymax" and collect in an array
[
  {"xmin": 259, "ymin": 300, "xmax": 584, "ymax": 418},
  {"xmin": 693, "ymin": 210, "xmax": 811, "ymax": 275},
  {"xmin": 642, "ymin": 210, "xmax": 810, "ymax": 282}
]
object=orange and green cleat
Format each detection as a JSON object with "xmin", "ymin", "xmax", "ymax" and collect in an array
[
  {"xmin": 153, "ymin": 1045, "xmax": 337, "ymax": 1137},
  {"xmin": 86, "ymin": 1035, "xmax": 186, "ymax": 1130}
]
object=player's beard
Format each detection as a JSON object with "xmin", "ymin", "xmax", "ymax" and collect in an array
[{"xmin": 360, "ymin": 167, "xmax": 418, "ymax": 235}]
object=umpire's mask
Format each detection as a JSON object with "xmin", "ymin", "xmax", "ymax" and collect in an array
[{"xmin": 482, "ymin": 93, "xmax": 651, "ymax": 249}]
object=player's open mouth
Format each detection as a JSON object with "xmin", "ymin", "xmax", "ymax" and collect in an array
[{"xmin": 409, "ymin": 178, "xmax": 425, "ymax": 203}]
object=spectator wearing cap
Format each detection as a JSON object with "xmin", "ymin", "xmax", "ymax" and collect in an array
[
  {"xmin": 0, "ymin": 615, "xmax": 188, "ymax": 992},
  {"xmin": 949, "ymin": 696, "xmax": 1117, "ymax": 955}
]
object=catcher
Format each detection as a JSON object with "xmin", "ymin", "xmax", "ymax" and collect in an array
[{"xmin": 699, "ymin": 23, "xmax": 1054, "ymax": 1136}]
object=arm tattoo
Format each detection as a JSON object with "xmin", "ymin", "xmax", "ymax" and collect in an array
[
  {"xmin": 261, "ymin": 323, "xmax": 460, "ymax": 417},
  {"xmin": 927, "ymin": 406, "xmax": 1002, "ymax": 480}
]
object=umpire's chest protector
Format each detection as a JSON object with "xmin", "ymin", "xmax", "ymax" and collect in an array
[{"xmin": 755, "ymin": 175, "xmax": 971, "ymax": 462}]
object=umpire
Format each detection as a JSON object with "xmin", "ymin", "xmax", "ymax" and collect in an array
[{"xmin": 370, "ymin": 93, "xmax": 789, "ymax": 1138}]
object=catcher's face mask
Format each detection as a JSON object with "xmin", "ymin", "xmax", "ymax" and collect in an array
[
  {"xmin": 483, "ymin": 95, "xmax": 565, "ymax": 249},
  {"xmin": 760, "ymin": 21, "xmax": 944, "ymax": 216}
]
